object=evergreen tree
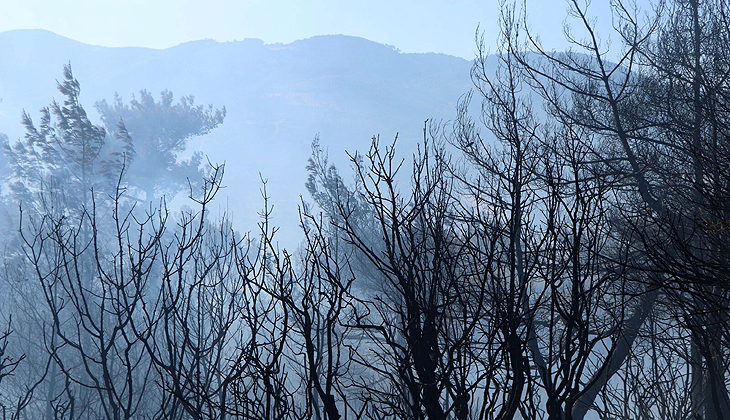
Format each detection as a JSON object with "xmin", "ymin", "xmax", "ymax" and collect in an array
[
  {"xmin": 95, "ymin": 89, "xmax": 225, "ymax": 204},
  {"xmin": 3, "ymin": 63, "xmax": 129, "ymax": 216}
]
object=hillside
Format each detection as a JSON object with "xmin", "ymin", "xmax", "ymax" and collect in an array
[{"xmin": 0, "ymin": 29, "xmax": 476, "ymax": 243}]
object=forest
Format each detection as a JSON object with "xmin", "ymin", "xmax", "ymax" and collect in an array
[{"xmin": 0, "ymin": 0, "xmax": 728, "ymax": 419}]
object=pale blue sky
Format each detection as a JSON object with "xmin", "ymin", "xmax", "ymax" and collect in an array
[{"xmin": 1, "ymin": 0, "xmax": 653, "ymax": 59}]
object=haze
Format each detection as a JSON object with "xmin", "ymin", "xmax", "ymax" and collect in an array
[
  {"xmin": 2, "ymin": 0, "xmax": 645, "ymax": 59},
  {"xmin": 2, "ymin": 2, "xmax": 726, "ymax": 420}
]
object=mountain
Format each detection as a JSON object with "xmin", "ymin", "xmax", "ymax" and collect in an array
[{"xmin": 0, "ymin": 29, "xmax": 475, "ymax": 244}]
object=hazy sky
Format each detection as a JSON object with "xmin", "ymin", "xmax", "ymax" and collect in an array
[{"xmin": 2, "ymin": 0, "xmax": 653, "ymax": 59}]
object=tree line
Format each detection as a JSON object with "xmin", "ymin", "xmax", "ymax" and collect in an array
[{"xmin": 0, "ymin": 0, "xmax": 728, "ymax": 419}]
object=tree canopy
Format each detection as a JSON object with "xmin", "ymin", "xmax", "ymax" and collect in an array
[{"xmin": 95, "ymin": 89, "xmax": 225, "ymax": 203}]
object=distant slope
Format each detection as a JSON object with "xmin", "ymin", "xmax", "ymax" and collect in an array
[{"xmin": 0, "ymin": 29, "xmax": 476, "ymax": 243}]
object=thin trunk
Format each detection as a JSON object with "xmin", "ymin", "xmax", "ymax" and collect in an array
[{"xmin": 44, "ymin": 360, "xmax": 57, "ymax": 420}]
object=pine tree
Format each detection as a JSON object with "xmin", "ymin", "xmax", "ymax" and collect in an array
[
  {"xmin": 95, "ymin": 89, "xmax": 225, "ymax": 204},
  {"xmin": 3, "ymin": 63, "xmax": 129, "ymax": 216}
]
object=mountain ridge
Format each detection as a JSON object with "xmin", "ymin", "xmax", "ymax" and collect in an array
[{"xmin": 0, "ymin": 29, "xmax": 471, "ymax": 60}]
